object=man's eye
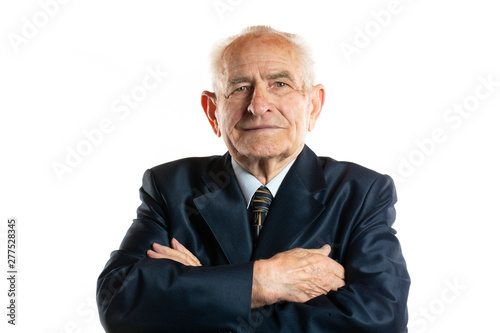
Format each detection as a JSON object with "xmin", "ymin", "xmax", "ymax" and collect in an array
[
  {"xmin": 275, "ymin": 82, "xmax": 287, "ymax": 88},
  {"xmin": 236, "ymin": 86, "xmax": 247, "ymax": 92}
]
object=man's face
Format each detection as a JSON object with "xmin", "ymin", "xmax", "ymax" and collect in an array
[{"xmin": 206, "ymin": 33, "xmax": 323, "ymax": 162}]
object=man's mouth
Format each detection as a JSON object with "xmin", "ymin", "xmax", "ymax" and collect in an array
[{"xmin": 242, "ymin": 125, "xmax": 280, "ymax": 131}]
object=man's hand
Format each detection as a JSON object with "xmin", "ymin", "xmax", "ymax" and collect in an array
[
  {"xmin": 251, "ymin": 245, "xmax": 345, "ymax": 309},
  {"xmin": 147, "ymin": 238, "xmax": 201, "ymax": 266}
]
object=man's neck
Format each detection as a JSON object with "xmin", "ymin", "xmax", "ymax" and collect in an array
[{"xmin": 232, "ymin": 146, "xmax": 303, "ymax": 185}]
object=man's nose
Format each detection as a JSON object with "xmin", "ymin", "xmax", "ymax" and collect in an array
[{"xmin": 248, "ymin": 86, "xmax": 272, "ymax": 116}]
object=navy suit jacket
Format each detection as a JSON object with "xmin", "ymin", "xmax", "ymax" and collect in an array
[{"xmin": 97, "ymin": 145, "xmax": 410, "ymax": 332}]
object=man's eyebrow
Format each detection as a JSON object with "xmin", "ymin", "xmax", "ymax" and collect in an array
[
  {"xmin": 228, "ymin": 76, "xmax": 253, "ymax": 86},
  {"xmin": 265, "ymin": 71, "xmax": 297, "ymax": 85}
]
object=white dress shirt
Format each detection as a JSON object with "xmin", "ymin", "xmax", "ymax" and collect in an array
[{"xmin": 231, "ymin": 157, "xmax": 296, "ymax": 208}]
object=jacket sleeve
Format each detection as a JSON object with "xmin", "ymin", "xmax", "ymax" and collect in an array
[
  {"xmin": 96, "ymin": 169, "xmax": 254, "ymax": 333},
  {"xmin": 251, "ymin": 175, "xmax": 410, "ymax": 333}
]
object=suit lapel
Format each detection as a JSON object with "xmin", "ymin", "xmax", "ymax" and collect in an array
[
  {"xmin": 193, "ymin": 153, "xmax": 253, "ymax": 264},
  {"xmin": 252, "ymin": 145, "xmax": 326, "ymax": 260}
]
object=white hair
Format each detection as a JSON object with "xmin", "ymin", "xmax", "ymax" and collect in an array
[{"xmin": 209, "ymin": 25, "xmax": 315, "ymax": 96}]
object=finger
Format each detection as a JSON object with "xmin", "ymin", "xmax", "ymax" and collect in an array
[
  {"xmin": 151, "ymin": 241, "xmax": 201, "ymax": 266},
  {"xmin": 147, "ymin": 249, "xmax": 166, "ymax": 259},
  {"xmin": 171, "ymin": 238, "xmax": 192, "ymax": 255},
  {"xmin": 330, "ymin": 276, "xmax": 346, "ymax": 291},
  {"xmin": 330, "ymin": 260, "xmax": 345, "ymax": 280},
  {"xmin": 304, "ymin": 244, "xmax": 331, "ymax": 256},
  {"xmin": 171, "ymin": 238, "xmax": 201, "ymax": 266},
  {"xmin": 149, "ymin": 243, "xmax": 197, "ymax": 265},
  {"xmin": 320, "ymin": 244, "xmax": 331, "ymax": 256},
  {"xmin": 152, "ymin": 242, "xmax": 171, "ymax": 255},
  {"xmin": 148, "ymin": 245, "xmax": 178, "ymax": 260}
]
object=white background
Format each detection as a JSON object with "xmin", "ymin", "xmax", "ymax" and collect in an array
[{"xmin": 1, "ymin": 0, "xmax": 499, "ymax": 332}]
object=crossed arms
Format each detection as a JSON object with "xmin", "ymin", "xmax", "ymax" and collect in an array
[{"xmin": 148, "ymin": 239, "xmax": 346, "ymax": 309}]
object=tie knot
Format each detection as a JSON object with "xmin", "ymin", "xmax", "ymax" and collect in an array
[{"xmin": 251, "ymin": 186, "xmax": 273, "ymax": 213}]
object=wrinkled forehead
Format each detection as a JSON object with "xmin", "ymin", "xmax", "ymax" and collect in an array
[{"xmin": 221, "ymin": 33, "xmax": 301, "ymax": 79}]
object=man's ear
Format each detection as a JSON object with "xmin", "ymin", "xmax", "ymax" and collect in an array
[
  {"xmin": 201, "ymin": 91, "xmax": 220, "ymax": 137},
  {"xmin": 308, "ymin": 84, "xmax": 325, "ymax": 132}
]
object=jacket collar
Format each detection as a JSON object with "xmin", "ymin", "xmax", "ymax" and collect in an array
[{"xmin": 193, "ymin": 153, "xmax": 253, "ymax": 264}]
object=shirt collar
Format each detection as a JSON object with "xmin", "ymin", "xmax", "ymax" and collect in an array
[{"xmin": 231, "ymin": 157, "xmax": 296, "ymax": 208}]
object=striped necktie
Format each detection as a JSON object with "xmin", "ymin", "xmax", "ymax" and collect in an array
[{"xmin": 251, "ymin": 186, "xmax": 273, "ymax": 245}]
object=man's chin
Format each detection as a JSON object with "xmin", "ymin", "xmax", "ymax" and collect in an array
[{"xmin": 233, "ymin": 144, "xmax": 291, "ymax": 161}]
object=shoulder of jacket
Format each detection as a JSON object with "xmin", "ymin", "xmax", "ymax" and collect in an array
[
  {"xmin": 149, "ymin": 155, "xmax": 222, "ymax": 175},
  {"xmin": 317, "ymin": 156, "xmax": 390, "ymax": 185}
]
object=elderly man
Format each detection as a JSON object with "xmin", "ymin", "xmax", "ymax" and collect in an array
[{"xmin": 97, "ymin": 26, "xmax": 410, "ymax": 332}]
